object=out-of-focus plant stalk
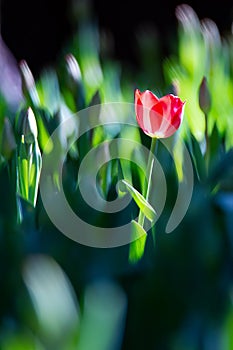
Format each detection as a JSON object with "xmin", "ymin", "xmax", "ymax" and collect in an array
[{"xmin": 199, "ymin": 76, "xmax": 211, "ymax": 172}]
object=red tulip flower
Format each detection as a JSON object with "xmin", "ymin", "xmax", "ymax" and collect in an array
[{"xmin": 135, "ymin": 89, "xmax": 185, "ymax": 138}]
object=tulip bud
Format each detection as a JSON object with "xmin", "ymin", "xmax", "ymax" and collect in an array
[
  {"xmin": 199, "ymin": 76, "xmax": 211, "ymax": 115},
  {"xmin": 65, "ymin": 53, "xmax": 82, "ymax": 84},
  {"xmin": 1, "ymin": 117, "xmax": 16, "ymax": 159},
  {"xmin": 19, "ymin": 60, "xmax": 40, "ymax": 106},
  {"xmin": 22, "ymin": 107, "xmax": 38, "ymax": 143},
  {"xmin": 65, "ymin": 54, "xmax": 85, "ymax": 110}
]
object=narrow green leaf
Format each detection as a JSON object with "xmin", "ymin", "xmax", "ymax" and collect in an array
[
  {"xmin": 119, "ymin": 179, "xmax": 156, "ymax": 222},
  {"xmin": 36, "ymin": 111, "xmax": 53, "ymax": 153},
  {"xmin": 98, "ymin": 161, "xmax": 112, "ymax": 199},
  {"xmin": 208, "ymin": 123, "xmax": 223, "ymax": 171},
  {"xmin": 38, "ymin": 68, "xmax": 61, "ymax": 115},
  {"xmin": 21, "ymin": 158, "xmax": 29, "ymax": 199},
  {"xmin": 129, "ymin": 220, "xmax": 147, "ymax": 263},
  {"xmin": 190, "ymin": 135, "xmax": 206, "ymax": 181},
  {"xmin": 221, "ymin": 303, "xmax": 233, "ymax": 349},
  {"xmin": 16, "ymin": 136, "xmax": 42, "ymax": 207},
  {"xmin": 28, "ymin": 141, "xmax": 42, "ymax": 206}
]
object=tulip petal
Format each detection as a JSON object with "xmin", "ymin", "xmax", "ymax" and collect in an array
[
  {"xmin": 170, "ymin": 95, "xmax": 184, "ymax": 117},
  {"xmin": 161, "ymin": 123, "xmax": 178, "ymax": 138},
  {"xmin": 172, "ymin": 104, "xmax": 184, "ymax": 129},
  {"xmin": 134, "ymin": 89, "xmax": 141, "ymax": 105},
  {"xmin": 135, "ymin": 89, "xmax": 185, "ymax": 139},
  {"xmin": 149, "ymin": 102, "xmax": 164, "ymax": 135},
  {"xmin": 135, "ymin": 89, "xmax": 160, "ymax": 136},
  {"xmin": 135, "ymin": 95, "xmax": 146, "ymax": 133},
  {"xmin": 159, "ymin": 95, "xmax": 172, "ymax": 117},
  {"xmin": 140, "ymin": 89, "xmax": 159, "ymax": 109}
]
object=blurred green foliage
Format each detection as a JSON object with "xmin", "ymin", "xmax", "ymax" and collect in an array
[{"xmin": 0, "ymin": 2, "xmax": 233, "ymax": 350}]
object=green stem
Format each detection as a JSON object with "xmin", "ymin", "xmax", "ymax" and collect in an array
[
  {"xmin": 138, "ymin": 137, "xmax": 157, "ymax": 227},
  {"xmin": 204, "ymin": 112, "xmax": 210, "ymax": 173}
]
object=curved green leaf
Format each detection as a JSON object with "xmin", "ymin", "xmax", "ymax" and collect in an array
[
  {"xmin": 129, "ymin": 220, "xmax": 147, "ymax": 263},
  {"xmin": 119, "ymin": 179, "xmax": 156, "ymax": 222}
]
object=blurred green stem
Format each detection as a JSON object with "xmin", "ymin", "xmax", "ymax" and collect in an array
[
  {"xmin": 204, "ymin": 113, "xmax": 210, "ymax": 173},
  {"xmin": 138, "ymin": 137, "xmax": 157, "ymax": 227}
]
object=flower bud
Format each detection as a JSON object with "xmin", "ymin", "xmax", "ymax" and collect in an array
[
  {"xmin": 65, "ymin": 53, "xmax": 85, "ymax": 110},
  {"xmin": 22, "ymin": 107, "xmax": 38, "ymax": 143},
  {"xmin": 19, "ymin": 60, "xmax": 40, "ymax": 106},
  {"xmin": 65, "ymin": 53, "xmax": 82, "ymax": 84},
  {"xmin": 199, "ymin": 76, "xmax": 211, "ymax": 114}
]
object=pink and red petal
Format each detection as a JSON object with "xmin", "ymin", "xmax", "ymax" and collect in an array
[
  {"xmin": 140, "ymin": 89, "xmax": 159, "ymax": 109},
  {"xmin": 149, "ymin": 102, "xmax": 164, "ymax": 135},
  {"xmin": 135, "ymin": 89, "xmax": 185, "ymax": 138}
]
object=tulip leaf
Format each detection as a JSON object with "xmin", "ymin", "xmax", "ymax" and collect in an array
[
  {"xmin": 16, "ymin": 137, "xmax": 42, "ymax": 207},
  {"xmin": 190, "ymin": 135, "xmax": 206, "ymax": 181},
  {"xmin": 119, "ymin": 179, "xmax": 156, "ymax": 222},
  {"xmin": 35, "ymin": 109, "xmax": 53, "ymax": 154},
  {"xmin": 208, "ymin": 123, "xmax": 223, "ymax": 171},
  {"xmin": 129, "ymin": 220, "xmax": 147, "ymax": 263},
  {"xmin": 209, "ymin": 149, "xmax": 233, "ymax": 190},
  {"xmin": 38, "ymin": 69, "xmax": 61, "ymax": 115}
]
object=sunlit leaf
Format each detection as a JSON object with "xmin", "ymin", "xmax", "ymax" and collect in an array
[
  {"xmin": 119, "ymin": 179, "xmax": 156, "ymax": 222},
  {"xmin": 37, "ymin": 69, "xmax": 61, "ymax": 115},
  {"xmin": 129, "ymin": 220, "xmax": 147, "ymax": 263},
  {"xmin": 16, "ymin": 136, "xmax": 42, "ymax": 207},
  {"xmin": 189, "ymin": 134, "xmax": 206, "ymax": 181}
]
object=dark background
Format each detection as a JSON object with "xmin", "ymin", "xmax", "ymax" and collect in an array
[
  {"xmin": 0, "ymin": 1, "xmax": 233, "ymax": 349},
  {"xmin": 1, "ymin": 0, "xmax": 233, "ymax": 76}
]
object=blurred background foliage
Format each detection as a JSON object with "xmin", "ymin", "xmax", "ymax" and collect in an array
[{"xmin": 0, "ymin": 1, "xmax": 233, "ymax": 349}]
